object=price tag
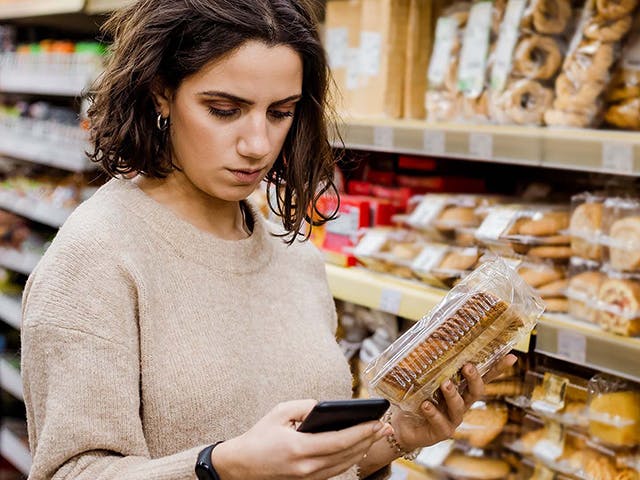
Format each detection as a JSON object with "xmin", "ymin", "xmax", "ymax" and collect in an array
[
  {"xmin": 475, "ymin": 207, "xmax": 518, "ymax": 241},
  {"xmin": 379, "ymin": 288, "xmax": 402, "ymax": 315},
  {"xmin": 557, "ymin": 329, "xmax": 586, "ymax": 364},
  {"xmin": 602, "ymin": 142, "xmax": 634, "ymax": 174},
  {"xmin": 407, "ymin": 196, "xmax": 448, "ymax": 229},
  {"xmin": 373, "ymin": 126, "xmax": 394, "ymax": 148},
  {"xmin": 469, "ymin": 132, "xmax": 493, "ymax": 159},
  {"xmin": 423, "ymin": 130, "xmax": 446, "ymax": 156},
  {"xmin": 353, "ymin": 230, "xmax": 388, "ymax": 257},
  {"xmin": 411, "ymin": 244, "xmax": 449, "ymax": 272}
]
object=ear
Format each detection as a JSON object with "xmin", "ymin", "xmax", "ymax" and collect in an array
[{"xmin": 151, "ymin": 78, "xmax": 173, "ymax": 117}]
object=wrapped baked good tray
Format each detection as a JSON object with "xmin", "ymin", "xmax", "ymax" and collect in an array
[{"xmin": 364, "ymin": 257, "xmax": 545, "ymax": 413}]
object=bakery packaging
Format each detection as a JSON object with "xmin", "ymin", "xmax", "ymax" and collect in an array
[
  {"xmin": 588, "ymin": 374, "xmax": 640, "ymax": 448},
  {"xmin": 595, "ymin": 277, "xmax": 640, "ymax": 336},
  {"xmin": 364, "ymin": 256, "xmax": 545, "ymax": 413},
  {"xmin": 411, "ymin": 243, "xmax": 482, "ymax": 288},
  {"xmin": 603, "ymin": 197, "xmax": 640, "ymax": 273},
  {"xmin": 569, "ymin": 192, "xmax": 605, "ymax": 262},
  {"xmin": 567, "ymin": 270, "xmax": 606, "ymax": 323},
  {"xmin": 489, "ymin": 0, "xmax": 573, "ymax": 125}
]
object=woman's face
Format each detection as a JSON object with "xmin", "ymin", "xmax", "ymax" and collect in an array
[{"xmin": 155, "ymin": 40, "xmax": 303, "ymax": 202}]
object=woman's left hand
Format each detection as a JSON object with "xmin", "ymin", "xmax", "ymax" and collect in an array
[{"xmin": 390, "ymin": 354, "xmax": 518, "ymax": 452}]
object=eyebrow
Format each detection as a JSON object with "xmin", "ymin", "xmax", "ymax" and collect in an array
[{"xmin": 198, "ymin": 91, "xmax": 302, "ymax": 106}]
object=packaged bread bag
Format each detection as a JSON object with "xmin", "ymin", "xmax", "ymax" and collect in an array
[
  {"xmin": 545, "ymin": 0, "xmax": 639, "ymax": 128},
  {"xmin": 426, "ymin": 1, "xmax": 471, "ymax": 122},
  {"xmin": 364, "ymin": 256, "xmax": 545, "ymax": 413},
  {"xmin": 604, "ymin": 14, "xmax": 640, "ymax": 130},
  {"xmin": 602, "ymin": 197, "xmax": 640, "ymax": 273},
  {"xmin": 490, "ymin": 0, "xmax": 575, "ymax": 125}
]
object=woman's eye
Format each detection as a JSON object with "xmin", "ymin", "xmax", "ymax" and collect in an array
[
  {"xmin": 208, "ymin": 107, "xmax": 240, "ymax": 118},
  {"xmin": 269, "ymin": 110, "xmax": 294, "ymax": 120}
]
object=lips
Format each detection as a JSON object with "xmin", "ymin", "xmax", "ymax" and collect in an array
[{"xmin": 228, "ymin": 167, "xmax": 266, "ymax": 184}]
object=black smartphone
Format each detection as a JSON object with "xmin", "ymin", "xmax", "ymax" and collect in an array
[{"xmin": 297, "ymin": 398, "xmax": 390, "ymax": 433}]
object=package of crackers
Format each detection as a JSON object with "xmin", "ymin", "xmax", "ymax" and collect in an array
[{"xmin": 364, "ymin": 256, "xmax": 545, "ymax": 413}]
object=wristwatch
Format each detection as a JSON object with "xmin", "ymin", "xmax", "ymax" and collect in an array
[{"xmin": 195, "ymin": 441, "xmax": 225, "ymax": 480}]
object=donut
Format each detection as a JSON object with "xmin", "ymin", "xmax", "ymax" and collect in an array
[
  {"xmin": 563, "ymin": 41, "xmax": 615, "ymax": 84},
  {"xmin": 499, "ymin": 79, "xmax": 554, "ymax": 125},
  {"xmin": 513, "ymin": 35, "xmax": 563, "ymax": 80},
  {"xmin": 544, "ymin": 108, "xmax": 595, "ymax": 128},
  {"xmin": 604, "ymin": 98, "xmax": 640, "ymax": 130},
  {"xmin": 584, "ymin": 15, "xmax": 633, "ymax": 42},
  {"xmin": 607, "ymin": 69, "xmax": 640, "ymax": 101},
  {"xmin": 596, "ymin": 0, "xmax": 639, "ymax": 20},
  {"xmin": 554, "ymin": 74, "xmax": 606, "ymax": 108},
  {"xmin": 533, "ymin": 0, "xmax": 573, "ymax": 34}
]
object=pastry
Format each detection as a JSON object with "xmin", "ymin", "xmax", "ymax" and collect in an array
[
  {"xmin": 538, "ymin": 278, "xmax": 569, "ymax": 296},
  {"xmin": 517, "ymin": 211, "xmax": 569, "ymax": 236},
  {"xmin": 438, "ymin": 250, "xmax": 480, "ymax": 271},
  {"xmin": 437, "ymin": 206, "xmax": 478, "ymax": 230},
  {"xmin": 375, "ymin": 292, "xmax": 525, "ymax": 410},
  {"xmin": 544, "ymin": 107, "xmax": 596, "ymax": 128},
  {"xmin": 518, "ymin": 265, "xmax": 564, "ymax": 288},
  {"xmin": 533, "ymin": 0, "xmax": 572, "ymax": 34},
  {"xmin": 554, "ymin": 75, "xmax": 606, "ymax": 110},
  {"xmin": 519, "ymin": 428, "xmax": 546, "ymax": 453},
  {"xmin": 584, "ymin": 453, "xmax": 619, "ymax": 480},
  {"xmin": 584, "ymin": 15, "xmax": 633, "ymax": 43},
  {"xmin": 514, "ymin": 36, "xmax": 563, "ymax": 80},
  {"xmin": 498, "ymin": 79, "xmax": 553, "ymax": 125},
  {"xmin": 616, "ymin": 469, "xmax": 640, "ymax": 480},
  {"xmin": 568, "ymin": 271, "xmax": 606, "ymax": 323},
  {"xmin": 545, "ymin": 297, "xmax": 569, "ymax": 312},
  {"xmin": 596, "ymin": 0, "xmax": 639, "ymax": 20},
  {"xmin": 484, "ymin": 380, "xmax": 524, "ymax": 397},
  {"xmin": 589, "ymin": 390, "xmax": 640, "ymax": 447},
  {"xmin": 453, "ymin": 404, "xmax": 509, "ymax": 448},
  {"xmin": 443, "ymin": 453, "xmax": 511, "ymax": 480},
  {"xmin": 605, "ymin": 98, "xmax": 640, "ymax": 130},
  {"xmin": 570, "ymin": 202, "xmax": 604, "ymax": 260},
  {"xmin": 596, "ymin": 279, "xmax": 640, "ymax": 336},
  {"xmin": 563, "ymin": 41, "xmax": 616, "ymax": 85},
  {"xmin": 609, "ymin": 216, "xmax": 640, "ymax": 271},
  {"xmin": 527, "ymin": 245, "xmax": 573, "ymax": 260}
]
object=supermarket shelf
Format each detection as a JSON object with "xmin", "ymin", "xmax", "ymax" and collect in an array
[
  {"xmin": 536, "ymin": 314, "xmax": 640, "ymax": 384},
  {"xmin": 0, "ymin": 0, "xmax": 84, "ymax": 19},
  {"xmin": 0, "ymin": 293, "xmax": 21, "ymax": 330},
  {"xmin": 0, "ymin": 357, "xmax": 22, "ymax": 401},
  {"xmin": 0, "ymin": 127, "xmax": 93, "ymax": 172},
  {"xmin": 325, "ymin": 264, "xmax": 640, "ymax": 376},
  {"xmin": 0, "ymin": 248, "xmax": 41, "ymax": 276},
  {"xmin": 0, "ymin": 424, "xmax": 31, "ymax": 476},
  {"xmin": 335, "ymin": 118, "xmax": 640, "ymax": 176},
  {"xmin": 0, "ymin": 191, "xmax": 72, "ymax": 228},
  {"xmin": 85, "ymin": 0, "xmax": 134, "ymax": 14}
]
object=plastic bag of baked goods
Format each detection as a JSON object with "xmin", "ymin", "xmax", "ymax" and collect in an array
[
  {"xmin": 426, "ymin": 2, "xmax": 471, "ymax": 122},
  {"xmin": 588, "ymin": 374, "xmax": 640, "ymax": 448},
  {"xmin": 604, "ymin": 14, "xmax": 640, "ymax": 130},
  {"xmin": 457, "ymin": 0, "xmax": 508, "ymax": 122},
  {"xmin": 545, "ymin": 0, "xmax": 639, "ymax": 128},
  {"xmin": 602, "ymin": 197, "xmax": 640, "ymax": 273},
  {"xmin": 364, "ymin": 256, "xmax": 545, "ymax": 414},
  {"xmin": 489, "ymin": 0, "xmax": 574, "ymax": 125}
]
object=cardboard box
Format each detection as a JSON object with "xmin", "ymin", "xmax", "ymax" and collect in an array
[
  {"xmin": 403, "ymin": 0, "xmax": 434, "ymax": 119},
  {"xmin": 325, "ymin": 0, "xmax": 362, "ymax": 115},
  {"xmin": 352, "ymin": 0, "xmax": 411, "ymax": 118}
]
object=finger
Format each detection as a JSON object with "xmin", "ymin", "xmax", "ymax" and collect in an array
[
  {"xmin": 420, "ymin": 401, "xmax": 455, "ymax": 440},
  {"xmin": 298, "ymin": 435, "xmax": 377, "ymax": 480},
  {"xmin": 440, "ymin": 380, "xmax": 466, "ymax": 426},
  {"xmin": 307, "ymin": 450, "xmax": 372, "ymax": 480},
  {"xmin": 272, "ymin": 399, "xmax": 318, "ymax": 424},
  {"xmin": 461, "ymin": 364, "xmax": 485, "ymax": 407},
  {"xmin": 300, "ymin": 420, "xmax": 390, "ymax": 456},
  {"xmin": 484, "ymin": 354, "xmax": 518, "ymax": 384}
]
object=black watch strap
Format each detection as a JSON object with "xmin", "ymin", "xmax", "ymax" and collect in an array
[{"xmin": 195, "ymin": 441, "xmax": 225, "ymax": 480}]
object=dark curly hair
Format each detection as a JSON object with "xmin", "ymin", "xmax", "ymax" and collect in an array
[{"xmin": 88, "ymin": 0, "xmax": 339, "ymax": 243}]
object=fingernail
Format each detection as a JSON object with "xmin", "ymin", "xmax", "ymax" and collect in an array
[
  {"xmin": 373, "ymin": 422, "xmax": 383, "ymax": 433},
  {"xmin": 444, "ymin": 380, "xmax": 453, "ymax": 391},
  {"xmin": 465, "ymin": 365, "xmax": 476, "ymax": 376},
  {"xmin": 423, "ymin": 402, "xmax": 433, "ymax": 412}
]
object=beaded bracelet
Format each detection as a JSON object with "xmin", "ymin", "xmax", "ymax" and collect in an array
[{"xmin": 381, "ymin": 411, "xmax": 421, "ymax": 461}]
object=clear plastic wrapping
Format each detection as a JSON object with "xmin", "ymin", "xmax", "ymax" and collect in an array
[
  {"xmin": 545, "ymin": 0, "xmax": 639, "ymax": 128},
  {"xmin": 567, "ymin": 270, "xmax": 606, "ymax": 323},
  {"xmin": 490, "ymin": 0, "xmax": 574, "ymax": 125},
  {"xmin": 411, "ymin": 244, "xmax": 482, "ymax": 288},
  {"xmin": 569, "ymin": 193, "xmax": 606, "ymax": 263},
  {"xmin": 453, "ymin": 401, "xmax": 510, "ymax": 448},
  {"xmin": 602, "ymin": 197, "xmax": 640, "ymax": 273},
  {"xmin": 604, "ymin": 14, "xmax": 640, "ymax": 130},
  {"xmin": 364, "ymin": 257, "xmax": 545, "ymax": 413},
  {"xmin": 594, "ymin": 276, "xmax": 640, "ymax": 336},
  {"xmin": 588, "ymin": 374, "xmax": 640, "ymax": 449},
  {"xmin": 351, "ymin": 228, "xmax": 425, "ymax": 279}
]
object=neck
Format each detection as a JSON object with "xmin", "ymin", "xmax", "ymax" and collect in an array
[{"xmin": 134, "ymin": 173, "xmax": 249, "ymax": 241}]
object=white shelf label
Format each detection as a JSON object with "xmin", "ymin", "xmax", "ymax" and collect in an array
[
  {"xmin": 423, "ymin": 130, "xmax": 446, "ymax": 156},
  {"xmin": 557, "ymin": 329, "xmax": 586, "ymax": 364},
  {"xmin": 353, "ymin": 230, "xmax": 388, "ymax": 257},
  {"xmin": 602, "ymin": 142, "xmax": 634, "ymax": 174},
  {"xmin": 475, "ymin": 207, "xmax": 518, "ymax": 241},
  {"xmin": 469, "ymin": 132, "xmax": 493, "ymax": 159},
  {"xmin": 373, "ymin": 126, "xmax": 394, "ymax": 148},
  {"xmin": 379, "ymin": 288, "xmax": 402, "ymax": 315}
]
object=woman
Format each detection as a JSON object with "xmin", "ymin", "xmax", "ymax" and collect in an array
[{"xmin": 21, "ymin": 1, "xmax": 515, "ymax": 479}]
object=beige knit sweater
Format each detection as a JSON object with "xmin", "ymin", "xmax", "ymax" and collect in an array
[{"xmin": 21, "ymin": 179, "xmax": 359, "ymax": 480}]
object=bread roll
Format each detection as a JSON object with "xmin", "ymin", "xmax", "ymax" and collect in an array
[
  {"xmin": 518, "ymin": 211, "xmax": 569, "ymax": 236},
  {"xmin": 443, "ymin": 453, "xmax": 511, "ymax": 480},
  {"xmin": 596, "ymin": 278, "xmax": 640, "ymax": 336},
  {"xmin": 570, "ymin": 202, "xmax": 604, "ymax": 260},
  {"xmin": 519, "ymin": 265, "xmax": 564, "ymax": 288},
  {"xmin": 568, "ymin": 271, "xmax": 605, "ymax": 323},
  {"xmin": 609, "ymin": 216, "xmax": 640, "ymax": 271}
]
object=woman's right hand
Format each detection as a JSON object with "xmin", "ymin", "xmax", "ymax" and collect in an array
[{"xmin": 211, "ymin": 399, "xmax": 393, "ymax": 480}]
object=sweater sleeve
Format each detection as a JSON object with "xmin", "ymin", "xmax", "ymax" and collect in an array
[{"xmin": 21, "ymin": 233, "xmax": 206, "ymax": 480}]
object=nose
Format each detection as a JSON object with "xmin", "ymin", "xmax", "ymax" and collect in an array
[{"xmin": 237, "ymin": 112, "xmax": 271, "ymax": 160}]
